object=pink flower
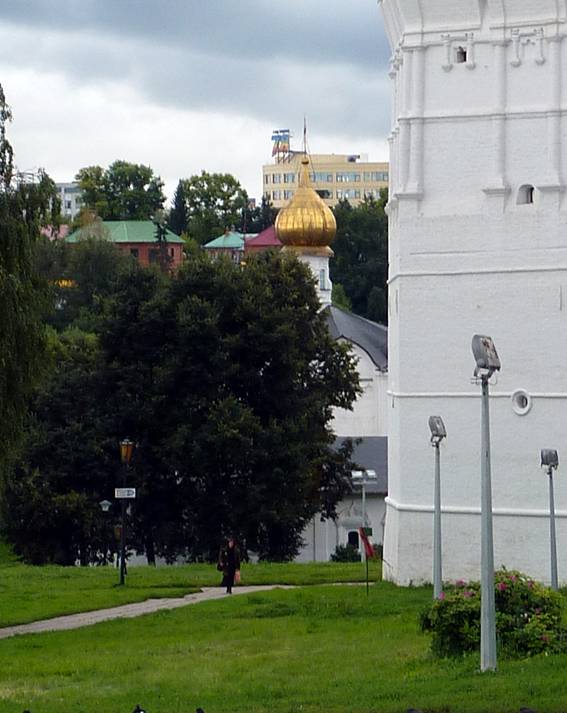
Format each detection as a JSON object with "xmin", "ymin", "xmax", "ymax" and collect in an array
[
  {"xmin": 527, "ymin": 580, "xmax": 534, "ymax": 588},
  {"xmin": 509, "ymin": 575, "xmax": 517, "ymax": 583},
  {"xmin": 463, "ymin": 590, "xmax": 474, "ymax": 598},
  {"xmin": 496, "ymin": 582, "xmax": 507, "ymax": 592},
  {"xmin": 438, "ymin": 591, "xmax": 446, "ymax": 600},
  {"xmin": 455, "ymin": 579, "xmax": 467, "ymax": 587}
]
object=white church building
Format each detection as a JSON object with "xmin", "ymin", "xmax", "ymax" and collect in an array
[
  {"xmin": 273, "ymin": 157, "xmax": 390, "ymax": 562},
  {"xmin": 380, "ymin": 0, "xmax": 567, "ymax": 585}
]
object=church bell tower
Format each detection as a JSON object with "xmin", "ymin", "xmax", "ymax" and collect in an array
[{"xmin": 380, "ymin": 0, "xmax": 567, "ymax": 584}]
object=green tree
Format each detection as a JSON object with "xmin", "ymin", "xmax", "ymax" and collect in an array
[
  {"xmin": 167, "ymin": 180, "xmax": 188, "ymax": 236},
  {"xmin": 182, "ymin": 171, "xmax": 248, "ymax": 244},
  {"xmin": 1, "ymin": 328, "xmax": 117, "ymax": 565},
  {"xmin": 237, "ymin": 195, "xmax": 278, "ymax": 234},
  {"xmin": 330, "ymin": 192, "xmax": 388, "ymax": 323},
  {"xmin": 76, "ymin": 161, "xmax": 165, "ymax": 220},
  {"xmin": 0, "ymin": 84, "xmax": 58, "ymax": 464},
  {"xmin": 36, "ymin": 234, "xmax": 132, "ymax": 332},
  {"xmin": 99, "ymin": 252, "xmax": 360, "ymax": 561}
]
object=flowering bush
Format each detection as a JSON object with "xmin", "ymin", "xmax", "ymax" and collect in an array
[{"xmin": 419, "ymin": 569, "xmax": 567, "ymax": 658}]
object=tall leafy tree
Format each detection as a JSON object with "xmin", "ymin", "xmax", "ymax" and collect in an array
[
  {"xmin": 1, "ymin": 329, "xmax": 117, "ymax": 565},
  {"xmin": 100, "ymin": 252, "xmax": 360, "ymax": 561},
  {"xmin": 330, "ymin": 191, "xmax": 389, "ymax": 323},
  {"xmin": 0, "ymin": 83, "xmax": 58, "ymax": 464},
  {"xmin": 76, "ymin": 160, "xmax": 165, "ymax": 220},
  {"xmin": 182, "ymin": 171, "xmax": 248, "ymax": 244}
]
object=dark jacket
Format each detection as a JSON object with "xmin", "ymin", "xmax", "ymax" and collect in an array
[{"xmin": 218, "ymin": 545, "xmax": 240, "ymax": 574}]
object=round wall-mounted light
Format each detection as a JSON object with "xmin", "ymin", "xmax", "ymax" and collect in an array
[{"xmin": 511, "ymin": 389, "xmax": 532, "ymax": 416}]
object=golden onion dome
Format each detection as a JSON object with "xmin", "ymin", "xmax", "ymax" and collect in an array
[{"xmin": 275, "ymin": 157, "xmax": 336, "ymax": 253}]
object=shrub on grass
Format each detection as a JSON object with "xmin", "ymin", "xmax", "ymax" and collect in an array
[
  {"xmin": 330, "ymin": 544, "xmax": 360, "ymax": 562},
  {"xmin": 420, "ymin": 569, "xmax": 567, "ymax": 658}
]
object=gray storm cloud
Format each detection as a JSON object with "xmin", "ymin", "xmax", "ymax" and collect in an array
[{"xmin": 0, "ymin": 0, "xmax": 391, "ymax": 139}]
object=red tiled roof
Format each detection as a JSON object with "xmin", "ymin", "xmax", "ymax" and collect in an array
[{"xmin": 245, "ymin": 225, "xmax": 281, "ymax": 248}]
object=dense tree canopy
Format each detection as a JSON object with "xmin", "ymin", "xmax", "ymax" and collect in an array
[
  {"xmin": 179, "ymin": 171, "xmax": 248, "ymax": 244},
  {"xmin": 0, "ymin": 84, "xmax": 58, "ymax": 464},
  {"xmin": 330, "ymin": 191, "xmax": 388, "ymax": 324},
  {"xmin": 3, "ymin": 252, "xmax": 360, "ymax": 564},
  {"xmin": 76, "ymin": 160, "xmax": 165, "ymax": 221}
]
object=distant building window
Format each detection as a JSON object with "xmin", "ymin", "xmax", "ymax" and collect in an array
[
  {"xmin": 283, "ymin": 173, "xmax": 295, "ymax": 183},
  {"xmin": 65, "ymin": 200, "xmax": 72, "ymax": 210},
  {"xmin": 272, "ymin": 190, "xmax": 281, "ymax": 201},
  {"xmin": 149, "ymin": 249, "xmax": 159, "ymax": 263},
  {"xmin": 364, "ymin": 171, "xmax": 389, "ymax": 182},
  {"xmin": 316, "ymin": 189, "xmax": 332, "ymax": 199},
  {"xmin": 517, "ymin": 184, "xmax": 535, "ymax": 205},
  {"xmin": 455, "ymin": 46, "xmax": 467, "ymax": 63},
  {"xmin": 272, "ymin": 174, "xmax": 282, "ymax": 184},
  {"xmin": 336, "ymin": 172, "xmax": 361, "ymax": 183},
  {"xmin": 284, "ymin": 190, "xmax": 294, "ymax": 200},
  {"xmin": 264, "ymin": 175, "xmax": 270, "ymax": 184},
  {"xmin": 130, "ymin": 248, "xmax": 139, "ymax": 258},
  {"xmin": 170, "ymin": 247, "xmax": 174, "ymax": 257},
  {"xmin": 311, "ymin": 172, "xmax": 333, "ymax": 183}
]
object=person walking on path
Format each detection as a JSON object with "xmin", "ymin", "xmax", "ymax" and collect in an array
[{"xmin": 218, "ymin": 537, "xmax": 240, "ymax": 594}]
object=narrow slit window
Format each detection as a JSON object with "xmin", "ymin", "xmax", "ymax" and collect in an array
[
  {"xmin": 455, "ymin": 46, "xmax": 467, "ymax": 64},
  {"xmin": 517, "ymin": 185, "xmax": 535, "ymax": 205}
]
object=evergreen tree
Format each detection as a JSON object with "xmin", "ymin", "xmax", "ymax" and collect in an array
[{"xmin": 167, "ymin": 180, "xmax": 188, "ymax": 236}]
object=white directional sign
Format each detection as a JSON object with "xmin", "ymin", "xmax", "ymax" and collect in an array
[{"xmin": 114, "ymin": 487, "xmax": 136, "ymax": 499}]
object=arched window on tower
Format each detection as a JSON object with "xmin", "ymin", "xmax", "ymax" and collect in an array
[
  {"xmin": 319, "ymin": 269, "xmax": 326, "ymax": 290},
  {"xmin": 517, "ymin": 184, "xmax": 535, "ymax": 205},
  {"xmin": 455, "ymin": 46, "xmax": 467, "ymax": 63}
]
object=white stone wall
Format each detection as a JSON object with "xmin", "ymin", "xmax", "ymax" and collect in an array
[
  {"xmin": 380, "ymin": 0, "xmax": 567, "ymax": 584},
  {"xmin": 332, "ymin": 342, "xmax": 388, "ymax": 437}
]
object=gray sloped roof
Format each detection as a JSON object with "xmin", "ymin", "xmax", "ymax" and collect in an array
[
  {"xmin": 335, "ymin": 436, "xmax": 388, "ymax": 494},
  {"xmin": 323, "ymin": 305, "xmax": 388, "ymax": 370}
]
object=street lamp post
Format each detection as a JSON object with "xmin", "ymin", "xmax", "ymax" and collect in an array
[
  {"xmin": 541, "ymin": 449, "xmax": 559, "ymax": 591},
  {"xmin": 429, "ymin": 416, "xmax": 447, "ymax": 600},
  {"xmin": 351, "ymin": 469, "xmax": 377, "ymax": 561},
  {"xmin": 472, "ymin": 334, "xmax": 501, "ymax": 673},
  {"xmin": 118, "ymin": 439, "xmax": 134, "ymax": 586}
]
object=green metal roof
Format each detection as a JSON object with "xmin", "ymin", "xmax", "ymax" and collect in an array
[
  {"xmin": 66, "ymin": 221, "xmax": 184, "ymax": 244},
  {"xmin": 203, "ymin": 231, "xmax": 250, "ymax": 250}
]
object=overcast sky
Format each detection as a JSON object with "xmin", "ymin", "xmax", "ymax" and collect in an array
[{"xmin": 0, "ymin": 1, "xmax": 391, "ymax": 203}]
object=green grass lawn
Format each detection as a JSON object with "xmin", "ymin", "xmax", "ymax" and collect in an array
[
  {"xmin": 0, "ymin": 560, "xmax": 380, "ymax": 627},
  {"xmin": 0, "ymin": 582, "xmax": 565, "ymax": 713}
]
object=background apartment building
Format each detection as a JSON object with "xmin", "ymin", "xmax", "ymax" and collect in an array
[
  {"xmin": 56, "ymin": 182, "xmax": 83, "ymax": 220},
  {"xmin": 262, "ymin": 153, "xmax": 389, "ymax": 209}
]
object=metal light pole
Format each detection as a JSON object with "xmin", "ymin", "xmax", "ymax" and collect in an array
[
  {"xmin": 472, "ymin": 334, "xmax": 501, "ymax": 673},
  {"xmin": 352, "ymin": 469, "xmax": 377, "ymax": 562},
  {"xmin": 429, "ymin": 416, "xmax": 447, "ymax": 600},
  {"xmin": 118, "ymin": 439, "xmax": 134, "ymax": 586},
  {"xmin": 541, "ymin": 449, "xmax": 559, "ymax": 591}
]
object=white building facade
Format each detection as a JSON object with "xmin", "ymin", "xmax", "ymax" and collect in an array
[{"xmin": 380, "ymin": 0, "xmax": 567, "ymax": 585}]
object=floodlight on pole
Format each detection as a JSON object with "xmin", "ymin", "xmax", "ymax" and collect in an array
[
  {"xmin": 351, "ymin": 469, "xmax": 377, "ymax": 561},
  {"xmin": 429, "ymin": 416, "xmax": 446, "ymax": 600},
  {"xmin": 541, "ymin": 449, "xmax": 559, "ymax": 591},
  {"xmin": 472, "ymin": 334, "xmax": 500, "ymax": 673}
]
